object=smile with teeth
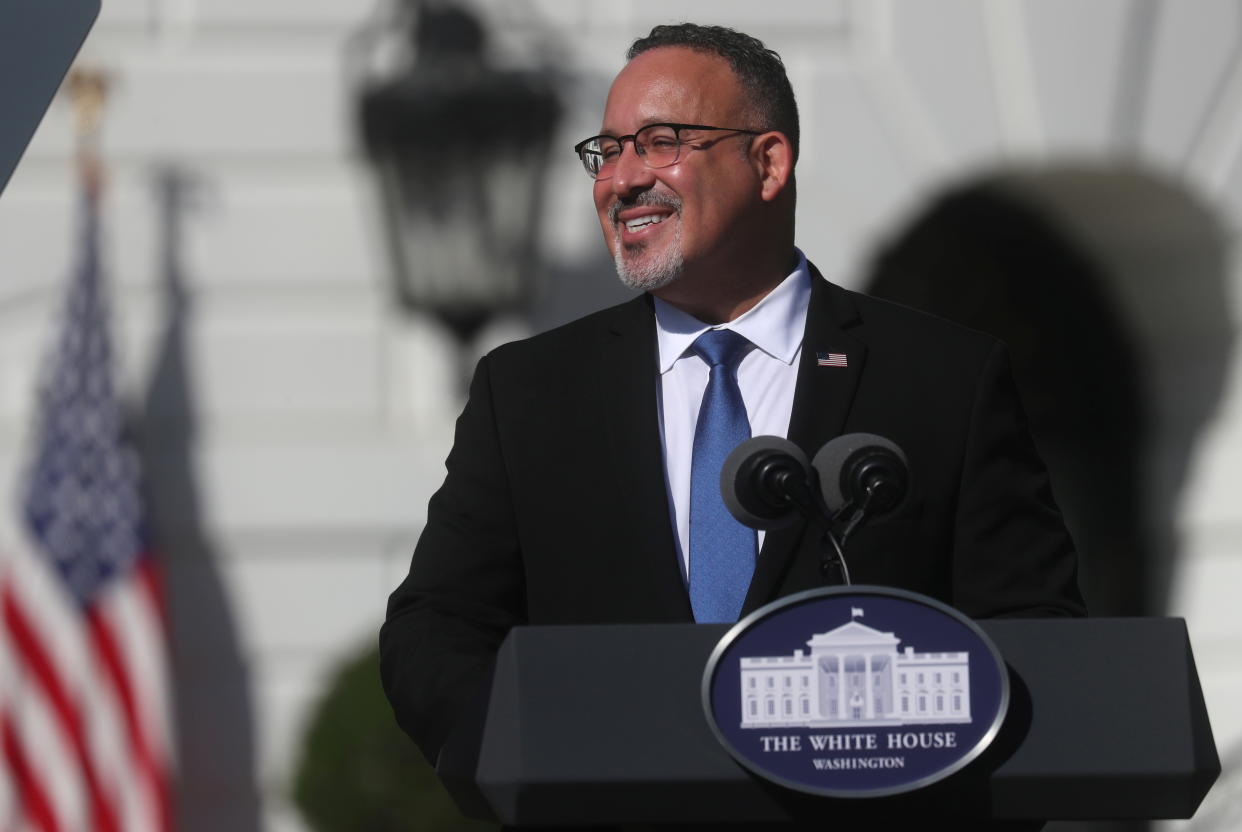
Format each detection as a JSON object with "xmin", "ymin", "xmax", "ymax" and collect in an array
[{"xmin": 624, "ymin": 213, "xmax": 672, "ymax": 232}]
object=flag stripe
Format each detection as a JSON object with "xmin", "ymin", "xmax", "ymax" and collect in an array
[
  {"xmin": 18, "ymin": 689, "xmax": 88, "ymax": 832},
  {"xmin": 2, "ymin": 587, "xmax": 120, "ymax": 832},
  {"xmin": 136, "ymin": 558, "xmax": 168, "ymax": 632},
  {"xmin": 0, "ymin": 570, "xmax": 89, "ymax": 832},
  {"xmin": 87, "ymin": 598, "xmax": 171, "ymax": 832},
  {"xmin": 120, "ymin": 561, "xmax": 172, "ymax": 748},
  {"xmin": 2, "ymin": 713, "xmax": 61, "ymax": 832}
]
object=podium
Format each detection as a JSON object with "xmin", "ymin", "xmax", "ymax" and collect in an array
[{"xmin": 437, "ymin": 618, "xmax": 1219, "ymax": 826}]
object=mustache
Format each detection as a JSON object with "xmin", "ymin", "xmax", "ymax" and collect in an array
[{"xmin": 608, "ymin": 191, "xmax": 682, "ymax": 224}]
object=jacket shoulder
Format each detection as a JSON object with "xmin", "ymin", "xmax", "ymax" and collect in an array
[{"xmin": 833, "ymin": 281, "xmax": 1003, "ymax": 356}]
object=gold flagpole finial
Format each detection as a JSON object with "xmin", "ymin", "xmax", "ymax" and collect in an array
[
  {"xmin": 66, "ymin": 66, "xmax": 110, "ymax": 199},
  {"xmin": 67, "ymin": 67, "xmax": 109, "ymax": 139}
]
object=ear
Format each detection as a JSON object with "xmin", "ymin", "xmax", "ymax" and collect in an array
[{"xmin": 750, "ymin": 131, "xmax": 794, "ymax": 202}]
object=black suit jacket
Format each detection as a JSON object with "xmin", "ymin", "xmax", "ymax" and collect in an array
[{"xmin": 380, "ymin": 270, "xmax": 1084, "ymax": 763}]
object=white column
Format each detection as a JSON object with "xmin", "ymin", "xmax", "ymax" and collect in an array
[
  {"xmin": 834, "ymin": 660, "xmax": 844, "ymax": 725},
  {"xmin": 864, "ymin": 654, "xmax": 875, "ymax": 719}
]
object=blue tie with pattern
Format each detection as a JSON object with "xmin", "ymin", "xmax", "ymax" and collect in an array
[{"xmin": 689, "ymin": 329, "xmax": 756, "ymax": 623}]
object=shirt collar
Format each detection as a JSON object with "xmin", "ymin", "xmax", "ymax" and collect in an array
[{"xmin": 654, "ymin": 249, "xmax": 811, "ymax": 374}]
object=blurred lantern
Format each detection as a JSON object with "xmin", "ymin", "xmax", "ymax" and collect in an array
[{"xmin": 352, "ymin": 1, "xmax": 561, "ymax": 381}]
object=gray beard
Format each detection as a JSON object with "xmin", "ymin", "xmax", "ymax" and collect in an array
[
  {"xmin": 613, "ymin": 221, "xmax": 684, "ymax": 292},
  {"xmin": 608, "ymin": 193, "xmax": 684, "ymax": 291}
]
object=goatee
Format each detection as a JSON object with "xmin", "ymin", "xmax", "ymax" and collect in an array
[{"xmin": 608, "ymin": 193, "xmax": 684, "ymax": 291}]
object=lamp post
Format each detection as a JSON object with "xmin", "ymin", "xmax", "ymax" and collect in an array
[{"xmin": 353, "ymin": 1, "xmax": 561, "ymax": 388}]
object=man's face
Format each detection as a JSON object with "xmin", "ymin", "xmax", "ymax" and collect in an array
[{"xmin": 594, "ymin": 47, "xmax": 762, "ymax": 294}]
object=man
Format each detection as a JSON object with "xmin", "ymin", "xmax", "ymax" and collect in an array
[{"xmin": 381, "ymin": 23, "xmax": 1084, "ymax": 771}]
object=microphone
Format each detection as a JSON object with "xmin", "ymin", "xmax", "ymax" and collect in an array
[
  {"xmin": 811, "ymin": 433, "xmax": 909, "ymax": 522},
  {"xmin": 719, "ymin": 433, "xmax": 910, "ymax": 587},
  {"xmin": 720, "ymin": 436, "xmax": 813, "ymax": 530}
]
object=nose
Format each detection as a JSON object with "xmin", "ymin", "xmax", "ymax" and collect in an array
[{"xmin": 608, "ymin": 140, "xmax": 656, "ymax": 198}]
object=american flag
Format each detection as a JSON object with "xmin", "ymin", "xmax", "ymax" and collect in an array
[
  {"xmin": 817, "ymin": 352, "xmax": 848, "ymax": 367},
  {"xmin": 1, "ymin": 192, "xmax": 174, "ymax": 831}
]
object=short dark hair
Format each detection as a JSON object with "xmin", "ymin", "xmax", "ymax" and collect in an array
[{"xmin": 627, "ymin": 23, "xmax": 800, "ymax": 162}]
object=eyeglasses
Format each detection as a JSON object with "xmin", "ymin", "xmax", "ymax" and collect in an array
[{"xmin": 573, "ymin": 122, "xmax": 764, "ymax": 180}]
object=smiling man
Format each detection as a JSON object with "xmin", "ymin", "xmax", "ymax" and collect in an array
[
  {"xmin": 591, "ymin": 35, "xmax": 798, "ymax": 323},
  {"xmin": 381, "ymin": 22, "xmax": 1084, "ymax": 783}
]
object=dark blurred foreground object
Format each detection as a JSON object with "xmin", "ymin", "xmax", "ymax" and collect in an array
[
  {"xmin": 0, "ymin": 0, "xmax": 99, "ymax": 195},
  {"xmin": 292, "ymin": 644, "xmax": 496, "ymax": 831},
  {"xmin": 351, "ymin": 0, "xmax": 561, "ymax": 385}
]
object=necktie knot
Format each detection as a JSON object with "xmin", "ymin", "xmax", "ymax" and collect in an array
[{"xmin": 692, "ymin": 328, "xmax": 750, "ymax": 369}]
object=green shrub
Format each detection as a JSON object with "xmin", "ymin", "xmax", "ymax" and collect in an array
[{"xmin": 292, "ymin": 644, "xmax": 496, "ymax": 832}]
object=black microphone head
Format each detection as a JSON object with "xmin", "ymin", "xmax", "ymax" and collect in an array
[
  {"xmin": 812, "ymin": 433, "xmax": 909, "ymax": 516},
  {"xmin": 720, "ymin": 436, "xmax": 811, "ymax": 530}
]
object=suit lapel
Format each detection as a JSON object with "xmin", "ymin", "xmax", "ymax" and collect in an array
[
  {"xmin": 743, "ymin": 268, "xmax": 868, "ymax": 614},
  {"xmin": 596, "ymin": 296, "xmax": 693, "ymax": 621}
]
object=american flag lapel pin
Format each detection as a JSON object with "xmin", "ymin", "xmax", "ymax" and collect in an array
[{"xmin": 816, "ymin": 351, "xmax": 848, "ymax": 367}]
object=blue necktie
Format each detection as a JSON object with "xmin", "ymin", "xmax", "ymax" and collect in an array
[{"xmin": 689, "ymin": 329, "xmax": 756, "ymax": 623}]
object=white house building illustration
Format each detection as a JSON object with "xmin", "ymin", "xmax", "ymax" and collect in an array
[{"xmin": 739, "ymin": 609, "xmax": 971, "ymax": 728}]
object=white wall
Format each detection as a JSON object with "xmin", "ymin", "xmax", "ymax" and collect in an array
[{"xmin": 2, "ymin": 1, "xmax": 1239, "ymax": 829}]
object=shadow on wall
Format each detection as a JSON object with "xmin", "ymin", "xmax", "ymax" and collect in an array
[
  {"xmin": 865, "ymin": 165, "xmax": 1232, "ymax": 619},
  {"xmin": 139, "ymin": 168, "xmax": 263, "ymax": 831},
  {"xmin": 864, "ymin": 165, "xmax": 1233, "ymax": 832}
]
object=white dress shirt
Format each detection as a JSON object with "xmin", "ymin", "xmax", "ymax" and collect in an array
[{"xmin": 654, "ymin": 251, "xmax": 813, "ymax": 581}]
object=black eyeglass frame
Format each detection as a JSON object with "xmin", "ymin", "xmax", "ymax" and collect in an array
[{"xmin": 573, "ymin": 122, "xmax": 766, "ymax": 179}]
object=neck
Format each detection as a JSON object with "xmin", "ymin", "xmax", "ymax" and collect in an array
[{"xmin": 652, "ymin": 247, "xmax": 798, "ymax": 324}]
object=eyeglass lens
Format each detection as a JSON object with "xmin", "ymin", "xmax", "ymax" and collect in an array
[{"xmin": 581, "ymin": 124, "xmax": 681, "ymax": 178}]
